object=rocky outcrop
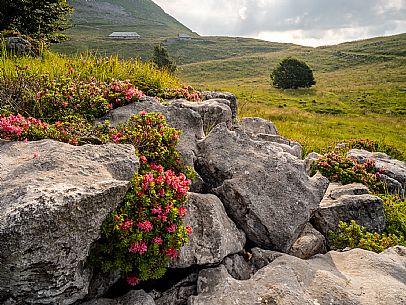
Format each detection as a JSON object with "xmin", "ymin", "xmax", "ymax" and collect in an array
[
  {"xmin": 347, "ymin": 149, "xmax": 406, "ymax": 195},
  {"xmin": 172, "ymin": 193, "xmax": 246, "ymax": 268},
  {"xmin": 171, "ymin": 99, "xmax": 233, "ymax": 134},
  {"xmin": 201, "ymin": 91, "xmax": 238, "ymax": 120},
  {"xmin": 312, "ymin": 183, "xmax": 386, "ymax": 236},
  {"xmin": 189, "ymin": 246, "xmax": 406, "ymax": 305},
  {"xmin": 196, "ymin": 123, "xmax": 328, "ymax": 252},
  {"xmin": 0, "ymin": 140, "xmax": 139, "ymax": 305}
]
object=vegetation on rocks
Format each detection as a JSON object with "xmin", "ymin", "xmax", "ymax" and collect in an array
[
  {"xmin": 0, "ymin": 49, "xmax": 199, "ymax": 286},
  {"xmin": 312, "ymin": 143, "xmax": 406, "ymax": 253}
]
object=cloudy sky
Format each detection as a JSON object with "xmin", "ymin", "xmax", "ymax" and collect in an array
[{"xmin": 154, "ymin": 0, "xmax": 406, "ymax": 46}]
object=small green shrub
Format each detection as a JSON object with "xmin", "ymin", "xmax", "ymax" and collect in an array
[
  {"xmin": 328, "ymin": 220, "xmax": 405, "ymax": 253},
  {"xmin": 383, "ymin": 195, "xmax": 406, "ymax": 238}
]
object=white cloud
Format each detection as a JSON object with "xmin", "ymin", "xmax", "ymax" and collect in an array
[{"xmin": 153, "ymin": 0, "xmax": 406, "ymax": 46}]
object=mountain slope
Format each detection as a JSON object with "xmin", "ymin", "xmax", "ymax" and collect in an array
[{"xmin": 53, "ymin": 0, "xmax": 196, "ymax": 57}]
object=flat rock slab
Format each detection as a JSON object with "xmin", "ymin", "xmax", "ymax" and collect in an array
[
  {"xmin": 172, "ymin": 193, "xmax": 245, "ymax": 268},
  {"xmin": 0, "ymin": 140, "xmax": 139, "ymax": 305},
  {"xmin": 189, "ymin": 246, "xmax": 406, "ymax": 305},
  {"xmin": 197, "ymin": 124, "xmax": 328, "ymax": 252}
]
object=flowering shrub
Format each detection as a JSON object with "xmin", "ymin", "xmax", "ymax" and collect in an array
[
  {"xmin": 36, "ymin": 77, "xmax": 144, "ymax": 122},
  {"xmin": 311, "ymin": 151, "xmax": 384, "ymax": 194},
  {"xmin": 0, "ymin": 113, "xmax": 49, "ymax": 141},
  {"xmin": 328, "ymin": 220, "xmax": 405, "ymax": 253},
  {"xmin": 103, "ymin": 79, "xmax": 144, "ymax": 107},
  {"xmin": 94, "ymin": 112, "xmax": 192, "ymax": 175},
  {"xmin": 98, "ymin": 167, "xmax": 192, "ymax": 284},
  {"xmin": 162, "ymin": 85, "xmax": 202, "ymax": 101}
]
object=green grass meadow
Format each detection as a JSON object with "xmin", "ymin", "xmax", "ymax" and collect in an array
[{"xmin": 175, "ymin": 35, "xmax": 406, "ymax": 158}]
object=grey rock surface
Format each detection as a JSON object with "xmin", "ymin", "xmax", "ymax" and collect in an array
[
  {"xmin": 171, "ymin": 99, "xmax": 233, "ymax": 133},
  {"xmin": 4, "ymin": 37, "xmax": 33, "ymax": 55},
  {"xmin": 189, "ymin": 246, "xmax": 406, "ymax": 305},
  {"xmin": 288, "ymin": 223, "xmax": 326, "ymax": 259},
  {"xmin": 81, "ymin": 290, "xmax": 155, "ymax": 305},
  {"xmin": 304, "ymin": 152, "xmax": 323, "ymax": 175},
  {"xmin": 238, "ymin": 117, "xmax": 278, "ymax": 136},
  {"xmin": 250, "ymin": 247, "xmax": 283, "ymax": 271},
  {"xmin": 154, "ymin": 273, "xmax": 197, "ymax": 305},
  {"xmin": 312, "ymin": 183, "xmax": 386, "ymax": 236},
  {"xmin": 196, "ymin": 124, "xmax": 328, "ymax": 252},
  {"xmin": 201, "ymin": 91, "xmax": 238, "ymax": 120},
  {"xmin": 172, "ymin": 193, "xmax": 246, "ymax": 268},
  {"xmin": 0, "ymin": 140, "xmax": 139, "ymax": 305},
  {"xmin": 223, "ymin": 253, "xmax": 252, "ymax": 280}
]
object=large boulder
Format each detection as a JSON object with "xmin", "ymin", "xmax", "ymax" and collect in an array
[
  {"xmin": 171, "ymin": 99, "xmax": 233, "ymax": 133},
  {"xmin": 0, "ymin": 140, "xmax": 139, "ymax": 305},
  {"xmin": 347, "ymin": 149, "xmax": 406, "ymax": 195},
  {"xmin": 96, "ymin": 96, "xmax": 205, "ymax": 168},
  {"xmin": 189, "ymin": 246, "xmax": 406, "ymax": 305},
  {"xmin": 196, "ymin": 124, "xmax": 328, "ymax": 252},
  {"xmin": 172, "ymin": 193, "xmax": 246, "ymax": 268},
  {"xmin": 312, "ymin": 183, "xmax": 386, "ymax": 236},
  {"xmin": 201, "ymin": 91, "xmax": 238, "ymax": 120},
  {"xmin": 4, "ymin": 37, "xmax": 34, "ymax": 55}
]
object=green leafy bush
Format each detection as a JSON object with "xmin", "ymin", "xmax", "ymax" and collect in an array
[
  {"xmin": 383, "ymin": 195, "xmax": 406, "ymax": 238},
  {"xmin": 328, "ymin": 220, "xmax": 405, "ymax": 253},
  {"xmin": 271, "ymin": 57, "xmax": 315, "ymax": 89},
  {"xmin": 152, "ymin": 44, "xmax": 176, "ymax": 73}
]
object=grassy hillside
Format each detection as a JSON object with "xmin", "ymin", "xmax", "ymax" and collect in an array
[
  {"xmin": 52, "ymin": 0, "xmax": 196, "ymax": 58},
  {"xmin": 175, "ymin": 34, "xmax": 406, "ymax": 157}
]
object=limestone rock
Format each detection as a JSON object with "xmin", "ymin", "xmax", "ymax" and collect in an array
[
  {"xmin": 154, "ymin": 273, "xmax": 198, "ymax": 305},
  {"xmin": 288, "ymin": 223, "xmax": 326, "ymax": 259},
  {"xmin": 304, "ymin": 152, "xmax": 322, "ymax": 175},
  {"xmin": 81, "ymin": 290, "xmax": 155, "ymax": 305},
  {"xmin": 0, "ymin": 140, "xmax": 139, "ymax": 305},
  {"xmin": 4, "ymin": 37, "xmax": 33, "ymax": 55},
  {"xmin": 223, "ymin": 253, "xmax": 252, "ymax": 280},
  {"xmin": 250, "ymin": 248, "xmax": 283, "ymax": 271},
  {"xmin": 312, "ymin": 183, "xmax": 385, "ymax": 236},
  {"xmin": 189, "ymin": 247, "xmax": 406, "ymax": 305},
  {"xmin": 239, "ymin": 117, "xmax": 278, "ymax": 136},
  {"xmin": 171, "ymin": 99, "xmax": 233, "ymax": 133},
  {"xmin": 201, "ymin": 91, "xmax": 238, "ymax": 120},
  {"xmin": 172, "ymin": 193, "xmax": 246, "ymax": 268},
  {"xmin": 196, "ymin": 124, "xmax": 328, "ymax": 252}
]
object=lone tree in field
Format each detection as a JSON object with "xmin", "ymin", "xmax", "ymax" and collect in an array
[
  {"xmin": 152, "ymin": 44, "xmax": 176, "ymax": 73},
  {"xmin": 0, "ymin": 0, "xmax": 73, "ymax": 41},
  {"xmin": 271, "ymin": 57, "xmax": 315, "ymax": 89}
]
